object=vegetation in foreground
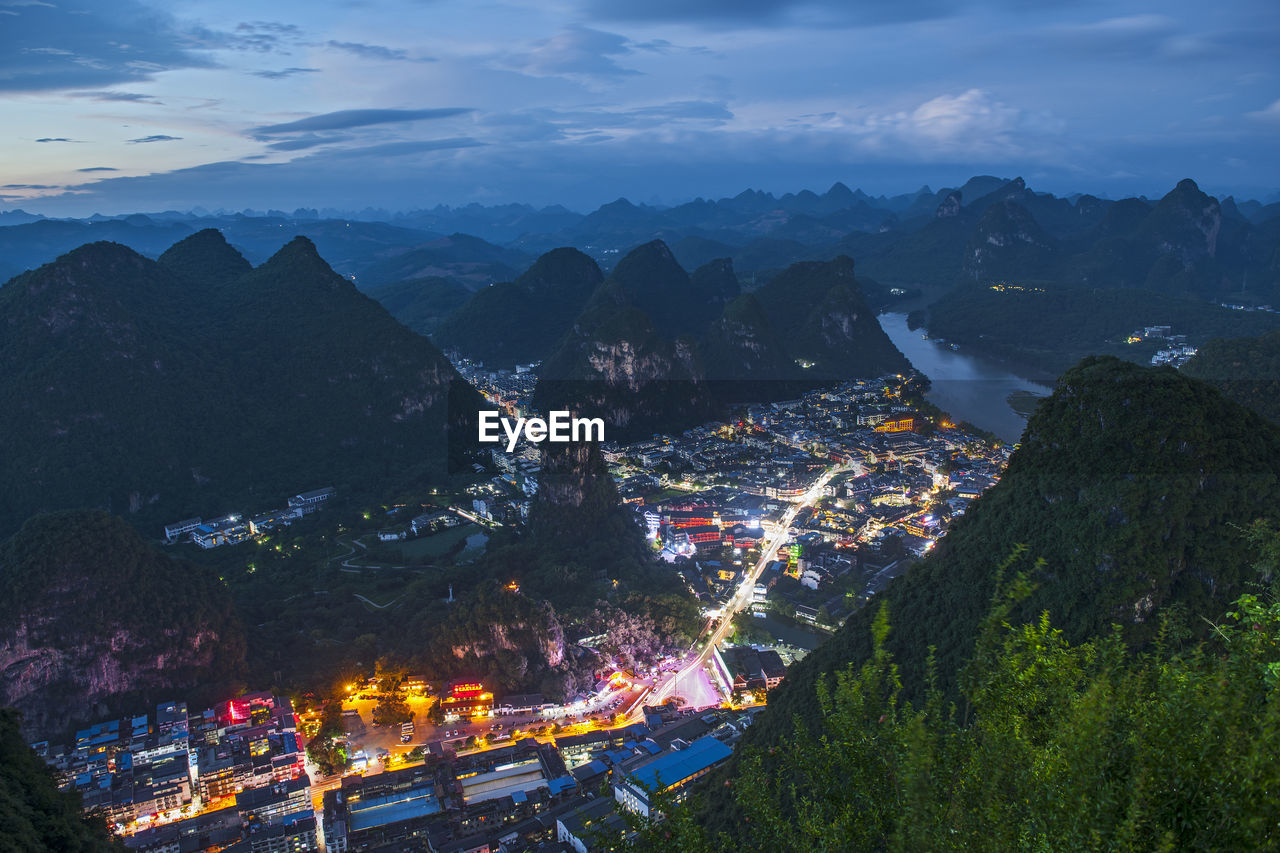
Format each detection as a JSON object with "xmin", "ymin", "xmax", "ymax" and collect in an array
[{"xmin": 620, "ymin": 525, "xmax": 1280, "ymax": 851}]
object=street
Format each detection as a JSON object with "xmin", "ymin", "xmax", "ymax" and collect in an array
[{"xmin": 644, "ymin": 461, "xmax": 849, "ymax": 713}]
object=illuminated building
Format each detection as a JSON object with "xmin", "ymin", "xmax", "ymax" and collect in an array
[
  {"xmin": 441, "ymin": 681, "xmax": 494, "ymax": 719},
  {"xmin": 874, "ymin": 415, "xmax": 916, "ymax": 433}
]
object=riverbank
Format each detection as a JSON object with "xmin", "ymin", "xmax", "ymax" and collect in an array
[{"xmin": 879, "ymin": 312, "xmax": 1054, "ymax": 443}]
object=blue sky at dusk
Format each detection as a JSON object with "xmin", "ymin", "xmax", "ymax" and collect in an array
[{"xmin": 3, "ymin": 0, "xmax": 1278, "ymax": 215}]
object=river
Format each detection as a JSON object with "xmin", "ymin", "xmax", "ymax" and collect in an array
[{"xmin": 879, "ymin": 312, "xmax": 1053, "ymax": 443}]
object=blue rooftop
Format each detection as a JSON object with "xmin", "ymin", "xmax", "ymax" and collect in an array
[
  {"xmin": 348, "ymin": 785, "xmax": 440, "ymax": 832},
  {"xmin": 547, "ymin": 775, "xmax": 576, "ymax": 795},
  {"xmin": 625, "ymin": 736, "xmax": 732, "ymax": 794}
]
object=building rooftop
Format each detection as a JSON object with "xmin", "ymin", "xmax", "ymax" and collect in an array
[
  {"xmin": 347, "ymin": 784, "xmax": 441, "ymax": 832},
  {"xmin": 625, "ymin": 736, "xmax": 732, "ymax": 794}
]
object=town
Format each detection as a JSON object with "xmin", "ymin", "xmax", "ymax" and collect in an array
[{"xmin": 41, "ymin": 359, "xmax": 1010, "ymax": 852}]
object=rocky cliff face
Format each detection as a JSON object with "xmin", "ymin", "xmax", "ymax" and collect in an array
[
  {"xmin": 538, "ymin": 246, "xmax": 909, "ymax": 434},
  {"xmin": 1143, "ymin": 178, "xmax": 1223, "ymax": 264},
  {"xmin": 0, "ymin": 511, "xmax": 245, "ymax": 738},
  {"xmin": 964, "ymin": 199, "xmax": 1059, "ymax": 280},
  {"xmin": 536, "ymin": 280, "xmax": 715, "ymax": 438},
  {"xmin": 427, "ymin": 582, "xmax": 581, "ymax": 695},
  {"xmin": 935, "ymin": 190, "xmax": 962, "ymax": 218}
]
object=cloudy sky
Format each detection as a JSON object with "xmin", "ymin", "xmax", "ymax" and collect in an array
[{"xmin": 3, "ymin": 0, "xmax": 1278, "ymax": 215}]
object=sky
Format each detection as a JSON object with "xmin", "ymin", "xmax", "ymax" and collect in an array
[{"xmin": 3, "ymin": 0, "xmax": 1278, "ymax": 216}]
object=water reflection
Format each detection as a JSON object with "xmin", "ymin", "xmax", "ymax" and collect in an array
[{"xmin": 879, "ymin": 312, "xmax": 1053, "ymax": 442}]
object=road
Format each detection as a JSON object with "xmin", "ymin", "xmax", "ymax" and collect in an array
[
  {"xmin": 307, "ymin": 460, "xmax": 849, "ymax": 806},
  {"xmin": 645, "ymin": 461, "xmax": 850, "ymax": 711}
]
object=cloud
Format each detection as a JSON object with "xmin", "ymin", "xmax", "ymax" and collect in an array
[
  {"xmin": 252, "ymin": 108, "xmax": 471, "ymax": 135},
  {"xmin": 3, "ymin": 183, "xmax": 58, "ymax": 189},
  {"xmin": 505, "ymin": 26, "xmax": 643, "ymax": 81},
  {"xmin": 1036, "ymin": 14, "xmax": 1280, "ymax": 62},
  {"xmin": 510, "ymin": 100, "xmax": 735, "ymax": 134},
  {"xmin": 250, "ymin": 67, "xmax": 321, "ymax": 79},
  {"xmin": 325, "ymin": 41, "xmax": 430, "ymax": 62},
  {"xmin": 0, "ymin": 0, "xmax": 216, "ymax": 92},
  {"xmin": 906, "ymin": 89, "xmax": 1023, "ymax": 144},
  {"xmin": 76, "ymin": 167, "xmax": 118, "ymax": 172},
  {"xmin": 1247, "ymin": 99, "xmax": 1280, "ymax": 122},
  {"xmin": 265, "ymin": 133, "xmax": 350, "ymax": 151},
  {"xmin": 185, "ymin": 20, "xmax": 302, "ymax": 53},
  {"xmin": 69, "ymin": 90, "xmax": 161, "ymax": 103},
  {"xmin": 127, "ymin": 134, "xmax": 183, "ymax": 143},
  {"xmin": 627, "ymin": 101, "xmax": 733, "ymax": 122},
  {"xmin": 579, "ymin": 0, "xmax": 954, "ymax": 28},
  {"xmin": 324, "ymin": 138, "xmax": 486, "ymax": 158},
  {"xmin": 35, "ymin": 137, "xmax": 74, "ymax": 142}
]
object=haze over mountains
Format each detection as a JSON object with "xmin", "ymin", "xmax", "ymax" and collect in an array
[
  {"xmin": 5, "ymin": 177, "xmax": 1277, "ymax": 397},
  {"xmin": 4, "ymin": 176, "xmax": 1277, "ymax": 293}
]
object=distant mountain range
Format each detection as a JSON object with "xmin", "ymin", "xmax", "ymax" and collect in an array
[
  {"xmin": 5, "ymin": 176, "xmax": 1276, "ymax": 293},
  {"xmin": 3, "ymin": 175, "xmax": 1278, "ymax": 447},
  {"xmin": 0, "ymin": 229, "xmax": 479, "ymax": 537}
]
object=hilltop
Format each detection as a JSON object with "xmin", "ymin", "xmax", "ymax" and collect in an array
[
  {"xmin": 534, "ymin": 242, "xmax": 908, "ymax": 439},
  {"xmin": 0, "ymin": 229, "xmax": 478, "ymax": 536}
]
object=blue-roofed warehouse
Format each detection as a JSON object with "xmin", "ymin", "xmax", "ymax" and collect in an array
[{"xmin": 614, "ymin": 735, "xmax": 732, "ymax": 817}]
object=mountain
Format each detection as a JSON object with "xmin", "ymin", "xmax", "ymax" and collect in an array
[
  {"xmin": 925, "ymin": 280, "xmax": 1280, "ymax": 376},
  {"xmin": 752, "ymin": 255, "xmax": 910, "ymax": 380},
  {"xmin": 353, "ymin": 232, "xmax": 534, "ymax": 290},
  {"xmin": 827, "ymin": 200, "xmax": 978, "ymax": 288},
  {"xmin": 0, "ymin": 230, "xmax": 478, "ymax": 535},
  {"xmin": 366, "ymin": 276, "xmax": 472, "ymax": 337},
  {"xmin": 721, "ymin": 358, "xmax": 1280, "ymax": 792},
  {"xmin": 0, "ymin": 208, "xmax": 43, "ymax": 226},
  {"xmin": 0, "ymin": 215, "xmax": 447, "ymax": 286},
  {"xmin": 390, "ymin": 202, "xmax": 584, "ymax": 244},
  {"xmin": 700, "ymin": 293, "xmax": 792, "ymax": 382},
  {"xmin": 536, "ymin": 244, "xmax": 908, "ymax": 437},
  {"xmin": 0, "ymin": 217, "xmax": 195, "ymax": 280},
  {"xmin": 157, "ymin": 225, "xmax": 253, "ymax": 286},
  {"xmin": 434, "ymin": 247, "xmax": 604, "ymax": 367},
  {"xmin": 1182, "ymin": 328, "xmax": 1280, "ymax": 424},
  {"xmin": 962, "ymin": 199, "xmax": 1059, "ymax": 281},
  {"xmin": 608, "ymin": 240, "xmax": 735, "ymax": 338},
  {"xmin": 535, "ymin": 280, "xmax": 715, "ymax": 440},
  {"xmin": 0, "ymin": 511, "xmax": 245, "ymax": 738},
  {"xmin": 0, "ymin": 708, "xmax": 123, "ymax": 850}
]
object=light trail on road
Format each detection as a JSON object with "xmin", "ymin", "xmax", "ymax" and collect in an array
[{"xmin": 641, "ymin": 461, "xmax": 850, "ymax": 715}]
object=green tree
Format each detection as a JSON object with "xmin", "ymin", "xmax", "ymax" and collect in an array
[
  {"xmin": 0, "ymin": 709, "xmax": 124, "ymax": 851},
  {"xmin": 371, "ymin": 693, "xmax": 411, "ymax": 728},
  {"xmin": 619, "ymin": 545, "xmax": 1280, "ymax": 851}
]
